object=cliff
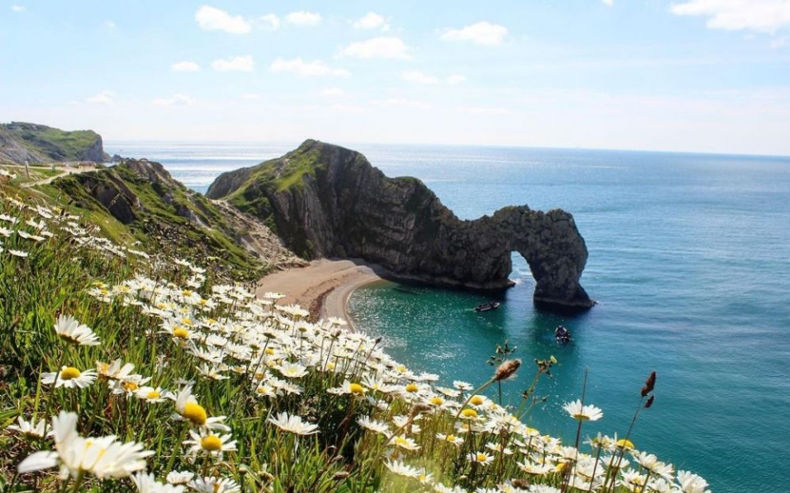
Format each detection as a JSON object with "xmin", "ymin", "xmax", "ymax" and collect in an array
[
  {"xmin": 207, "ymin": 140, "xmax": 593, "ymax": 311},
  {"xmin": 0, "ymin": 122, "xmax": 107, "ymax": 164},
  {"xmin": 48, "ymin": 159, "xmax": 303, "ymax": 280}
]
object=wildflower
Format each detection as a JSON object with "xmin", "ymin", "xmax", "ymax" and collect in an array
[
  {"xmin": 184, "ymin": 430, "xmax": 237, "ymax": 457},
  {"xmin": 132, "ymin": 472, "xmax": 185, "ymax": 492},
  {"xmin": 357, "ymin": 415, "xmax": 389, "ymax": 435},
  {"xmin": 384, "ymin": 459, "xmax": 423, "ymax": 478},
  {"xmin": 166, "ymin": 470, "xmax": 195, "ymax": 485},
  {"xmin": 528, "ymin": 486, "xmax": 561, "ymax": 493},
  {"xmin": 7, "ymin": 416, "xmax": 51, "ymax": 438},
  {"xmin": 436, "ymin": 432, "xmax": 464, "ymax": 446},
  {"xmin": 53, "ymin": 314, "xmax": 100, "ymax": 346},
  {"xmin": 277, "ymin": 361, "xmax": 308, "ymax": 379},
  {"xmin": 562, "ymin": 399, "xmax": 603, "ymax": 421},
  {"xmin": 453, "ymin": 380, "xmax": 473, "ymax": 391},
  {"xmin": 459, "ymin": 408, "xmax": 479, "ymax": 420},
  {"xmin": 633, "ymin": 450, "xmax": 674, "ymax": 480},
  {"xmin": 8, "ymin": 249, "xmax": 28, "ymax": 257},
  {"xmin": 136, "ymin": 386, "xmax": 170, "ymax": 403},
  {"xmin": 188, "ymin": 476, "xmax": 241, "ymax": 493},
  {"xmin": 467, "ymin": 451, "xmax": 494, "ymax": 466},
  {"xmin": 267, "ymin": 412, "xmax": 319, "ymax": 435},
  {"xmin": 616, "ymin": 438, "xmax": 635, "ymax": 450},
  {"xmin": 97, "ymin": 359, "xmax": 136, "ymax": 381},
  {"xmin": 676, "ymin": 470, "xmax": 711, "ymax": 493},
  {"xmin": 41, "ymin": 366, "xmax": 97, "ymax": 389},
  {"xmin": 17, "ymin": 410, "xmax": 153, "ymax": 479},
  {"xmin": 174, "ymin": 387, "xmax": 229, "ymax": 431},
  {"xmin": 389, "ymin": 434, "xmax": 421, "ymax": 451}
]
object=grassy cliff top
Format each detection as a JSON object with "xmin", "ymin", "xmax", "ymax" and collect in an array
[{"xmin": 0, "ymin": 121, "xmax": 106, "ymax": 163}]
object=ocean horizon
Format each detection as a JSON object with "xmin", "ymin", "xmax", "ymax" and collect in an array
[{"xmin": 108, "ymin": 140, "xmax": 790, "ymax": 493}]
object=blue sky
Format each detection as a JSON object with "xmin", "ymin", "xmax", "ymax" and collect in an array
[{"xmin": 2, "ymin": 1, "xmax": 790, "ymax": 154}]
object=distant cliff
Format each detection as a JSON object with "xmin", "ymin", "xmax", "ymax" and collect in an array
[
  {"xmin": 0, "ymin": 122, "xmax": 107, "ymax": 164},
  {"xmin": 208, "ymin": 140, "xmax": 593, "ymax": 311}
]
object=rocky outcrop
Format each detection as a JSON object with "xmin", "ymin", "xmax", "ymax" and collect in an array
[
  {"xmin": 208, "ymin": 140, "xmax": 593, "ymax": 311},
  {"xmin": 54, "ymin": 159, "xmax": 303, "ymax": 279},
  {"xmin": 0, "ymin": 122, "xmax": 107, "ymax": 164}
]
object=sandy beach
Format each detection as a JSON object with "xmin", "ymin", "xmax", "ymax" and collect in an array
[{"xmin": 256, "ymin": 258, "xmax": 385, "ymax": 327}]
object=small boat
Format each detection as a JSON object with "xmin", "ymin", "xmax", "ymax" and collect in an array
[
  {"xmin": 555, "ymin": 325, "xmax": 571, "ymax": 344},
  {"xmin": 475, "ymin": 301, "xmax": 501, "ymax": 312}
]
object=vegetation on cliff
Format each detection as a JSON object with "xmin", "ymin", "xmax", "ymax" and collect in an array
[
  {"xmin": 0, "ymin": 174, "xmax": 709, "ymax": 493},
  {"xmin": 208, "ymin": 140, "xmax": 592, "ymax": 311},
  {"xmin": 0, "ymin": 122, "xmax": 108, "ymax": 164}
]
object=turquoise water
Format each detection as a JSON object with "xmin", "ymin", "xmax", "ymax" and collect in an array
[{"xmin": 110, "ymin": 142, "xmax": 790, "ymax": 492}]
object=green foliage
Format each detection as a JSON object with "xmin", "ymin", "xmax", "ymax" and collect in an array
[{"xmin": 1, "ymin": 122, "xmax": 103, "ymax": 162}]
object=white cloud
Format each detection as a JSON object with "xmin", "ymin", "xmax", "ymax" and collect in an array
[
  {"xmin": 241, "ymin": 93, "xmax": 261, "ymax": 100},
  {"xmin": 771, "ymin": 36, "xmax": 788, "ymax": 47},
  {"xmin": 353, "ymin": 12, "xmax": 389, "ymax": 31},
  {"xmin": 258, "ymin": 13, "xmax": 280, "ymax": 30},
  {"xmin": 11, "ymin": 5, "xmax": 24, "ymax": 12},
  {"xmin": 376, "ymin": 98, "xmax": 431, "ymax": 109},
  {"xmin": 104, "ymin": 20, "xmax": 116, "ymax": 29},
  {"xmin": 670, "ymin": 0, "xmax": 790, "ymax": 34},
  {"xmin": 602, "ymin": 0, "xmax": 614, "ymax": 6},
  {"xmin": 212, "ymin": 55, "xmax": 254, "ymax": 72},
  {"xmin": 195, "ymin": 5, "xmax": 251, "ymax": 34},
  {"xmin": 270, "ymin": 58, "xmax": 350, "ymax": 77},
  {"xmin": 440, "ymin": 21, "xmax": 508, "ymax": 46},
  {"xmin": 171, "ymin": 60, "xmax": 200, "ymax": 72},
  {"xmin": 339, "ymin": 37, "xmax": 410, "ymax": 59},
  {"xmin": 446, "ymin": 74, "xmax": 467, "ymax": 85},
  {"xmin": 285, "ymin": 11, "xmax": 321, "ymax": 26},
  {"xmin": 152, "ymin": 94, "xmax": 194, "ymax": 106},
  {"xmin": 322, "ymin": 87, "xmax": 345, "ymax": 97},
  {"xmin": 86, "ymin": 90, "xmax": 114, "ymax": 105},
  {"xmin": 461, "ymin": 106, "xmax": 510, "ymax": 115},
  {"xmin": 401, "ymin": 70, "xmax": 439, "ymax": 85}
]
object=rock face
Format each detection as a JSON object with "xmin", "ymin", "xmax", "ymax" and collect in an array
[
  {"xmin": 0, "ymin": 122, "xmax": 107, "ymax": 164},
  {"xmin": 208, "ymin": 140, "xmax": 593, "ymax": 311}
]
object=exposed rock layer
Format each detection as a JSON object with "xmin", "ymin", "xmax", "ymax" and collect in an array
[{"xmin": 208, "ymin": 140, "xmax": 593, "ymax": 311}]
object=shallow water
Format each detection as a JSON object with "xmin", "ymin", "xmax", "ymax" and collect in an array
[{"xmin": 111, "ymin": 141, "xmax": 790, "ymax": 492}]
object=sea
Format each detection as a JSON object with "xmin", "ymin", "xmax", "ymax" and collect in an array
[{"xmin": 108, "ymin": 141, "xmax": 790, "ymax": 493}]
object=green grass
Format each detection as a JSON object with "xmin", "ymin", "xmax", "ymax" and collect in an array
[
  {"xmin": 1, "ymin": 122, "xmax": 102, "ymax": 162},
  {"xmin": 0, "ymin": 185, "xmax": 708, "ymax": 493}
]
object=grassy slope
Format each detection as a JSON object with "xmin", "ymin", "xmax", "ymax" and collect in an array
[
  {"xmin": 1, "ymin": 123, "xmax": 103, "ymax": 162},
  {"xmin": 0, "ymin": 176, "xmax": 706, "ymax": 493}
]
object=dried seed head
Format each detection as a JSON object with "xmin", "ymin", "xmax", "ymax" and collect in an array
[
  {"xmin": 645, "ymin": 395, "xmax": 655, "ymax": 408},
  {"xmin": 643, "ymin": 371, "xmax": 657, "ymax": 396},
  {"xmin": 494, "ymin": 359, "xmax": 521, "ymax": 381}
]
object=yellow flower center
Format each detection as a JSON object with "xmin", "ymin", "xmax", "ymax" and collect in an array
[
  {"xmin": 123, "ymin": 381, "xmax": 139, "ymax": 391},
  {"xmin": 254, "ymin": 371, "xmax": 265, "ymax": 380},
  {"xmin": 395, "ymin": 437, "xmax": 408, "ymax": 446},
  {"xmin": 461, "ymin": 408, "xmax": 478, "ymax": 418},
  {"xmin": 173, "ymin": 327, "xmax": 189, "ymax": 339},
  {"xmin": 470, "ymin": 395, "xmax": 484, "ymax": 405},
  {"xmin": 183, "ymin": 402, "xmax": 207, "ymax": 425},
  {"xmin": 60, "ymin": 367, "xmax": 81, "ymax": 380},
  {"xmin": 430, "ymin": 396, "xmax": 443, "ymax": 406},
  {"xmin": 349, "ymin": 383, "xmax": 364, "ymax": 394},
  {"xmin": 446, "ymin": 434, "xmax": 456, "ymax": 442},
  {"xmin": 201, "ymin": 435, "xmax": 222, "ymax": 451},
  {"xmin": 147, "ymin": 390, "xmax": 161, "ymax": 399},
  {"xmin": 476, "ymin": 453, "xmax": 488, "ymax": 462},
  {"xmin": 265, "ymin": 347, "xmax": 275, "ymax": 355},
  {"xmin": 326, "ymin": 361, "xmax": 335, "ymax": 370},
  {"xmin": 616, "ymin": 439, "xmax": 634, "ymax": 450},
  {"xmin": 405, "ymin": 383, "xmax": 418, "ymax": 393},
  {"xmin": 182, "ymin": 290, "xmax": 192, "ymax": 297},
  {"xmin": 181, "ymin": 318, "xmax": 193, "ymax": 326}
]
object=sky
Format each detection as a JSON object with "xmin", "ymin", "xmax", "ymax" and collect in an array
[{"xmin": 2, "ymin": 0, "xmax": 790, "ymax": 155}]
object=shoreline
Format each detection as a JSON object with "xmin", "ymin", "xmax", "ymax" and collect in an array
[{"xmin": 256, "ymin": 258, "xmax": 385, "ymax": 330}]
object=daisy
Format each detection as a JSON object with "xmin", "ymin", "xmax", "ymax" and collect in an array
[
  {"xmin": 562, "ymin": 399, "xmax": 603, "ymax": 422},
  {"xmin": 132, "ymin": 472, "xmax": 185, "ymax": 492},
  {"xmin": 7, "ymin": 416, "xmax": 51, "ymax": 438},
  {"xmin": 41, "ymin": 366, "xmax": 97, "ymax": 389},
  {"xmin": 676, "ymin": 470, "xmax": 711, "ymax": 493},
  {"xmin": 388, "ymin": 434, "xmax": 421, "ymax": 451},
  {"xmin": 8, "ymin": 249, "xmax": 28, "ymax": 258},
  {"xmin": 135, "ymin": 386, "xmax": 170, "ymax": 403},
  {"xmin": 277, "ymin": 361, "xmax": 308, "ymax": 379},
  {"xmin": 187, "ymin": 476, "xmax": 241, "ymax": 493},
  {"xmin": 436, "ymin": 432, "xmax": 464, "ymax": 446},
  {"xmin": 173, "ymin": 386, "xmax": 230, "ymax": 431},
  {"xmin": 166, "ymin": 470, "xmax": 195, "ymax": 485},
  {"xmin": 357, "ymin": 415, "xmax": 389, "ymax": 436},
  {"xmin": 384, "ymin": 459, "xmax": 423, "ymax": 478},
  {"xmin": 467, "ymin": 451, "xmax": 494, "ymax": 466},
  {"xmin": 267, "ymin": 412, "xmax": 319, "ymax": 435},
  {"xmin": 17, "ymin": 411, "xmax": 152, "ymax": 479},
  {"xmin": 183, "ymin": 430, "xmax": 237, "ymax": 457}
]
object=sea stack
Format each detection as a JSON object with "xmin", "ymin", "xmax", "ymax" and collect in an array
[{"xmin": 208, "ymin": 140, "xmax": 593, "ymax": 312}]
